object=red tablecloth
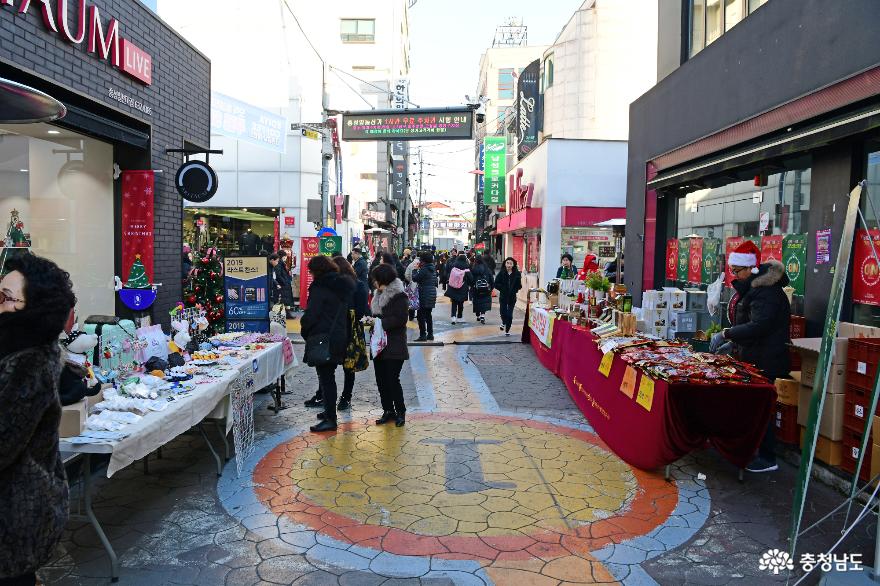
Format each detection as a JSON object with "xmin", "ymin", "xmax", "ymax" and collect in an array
[{"xmin": 530, "ymin": 318, "xmax": 776, "ymax": 470}]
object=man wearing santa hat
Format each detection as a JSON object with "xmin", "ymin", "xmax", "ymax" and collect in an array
[{"xmin": 710, "ymin": 239, "xmax": 791, "ymax": 473}]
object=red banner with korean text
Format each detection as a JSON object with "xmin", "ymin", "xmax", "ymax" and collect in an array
[
  {"xmin": 724, "ymin": 237, "xmax": 744, "ymax": 287},
  {"xmin": 121, "ymin": 171, "xmax": 155, "ymax": 284},
  {"xmin": 299, "ymin": 237, "xmax": 321, "ymax": 309},
  {"xmin": 688, "ymin": 238, "xmax": 703, "ymax": 284},
  {"xmin": 853, "ymin": 229, "xmax": 880, "ymax": 306},
  {"xmin": 761, "ymin": 235, "xmax": 783, "ymax": 263},
  {"xmin": 665, "ymin": 239, "xmax": 678, "ymax": 282}
]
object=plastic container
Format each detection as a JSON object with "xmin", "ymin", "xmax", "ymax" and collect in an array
[
  {"xmin": 775, "ymin": 402, "xmax": 799, "ymax": 444},
  {"xmin": 846, "ymin": 337, "xmax": 880, "ymax": 391},
  {"xmin": 840, "ymin": 425, "xmax": 873, "ymax": 482}
]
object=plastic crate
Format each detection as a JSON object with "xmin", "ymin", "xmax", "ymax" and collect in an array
[
  {"xmin": 774, "ymin": 402, "xmax": 799, "ymax": 444},
  {"xmin": 790, "ymin": 348, "xmax": 802, "ymax": 372},
  {"xmin": 840, "ymin": 426, "xmax": 873, "ymax": 482},
  {"xmin": 846, "ymin": 338, "xmax": 880, "ymax": 392},
  {"xmin": 790, "ymin": 315, "xmax": 806, "ymax": 339}
]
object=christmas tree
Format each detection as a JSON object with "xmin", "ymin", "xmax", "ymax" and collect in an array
[
  {"xmin": 4, "ymin": 209, "xmax": 30, "ymax": 247},
  {"xmin": 184, "ymin": 245, "xmax": 225, "ymax": 334},
  {"xmin": 124, "ymin": 255, "xmax": 151, "ymax": 288}
]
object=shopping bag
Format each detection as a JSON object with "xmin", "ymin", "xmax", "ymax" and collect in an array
[
  {"xmin": 344, "ymin": 310, "xmax": 369, "ymax": 372},
  {"xmin": 370, "ymin": 317, "xmax": 388, "ymax": 358},
  {"xmin": 270, "ymin": 303, "xmax": 286, "ymax": 326},
  {"xmin": 407, "ymin": 282, "xmax": 420, "ymax": 310}
]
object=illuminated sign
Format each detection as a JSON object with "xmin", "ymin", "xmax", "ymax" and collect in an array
[{"xmin": 342, "ymin": 109, "xmax": 474, "ymax": 141}]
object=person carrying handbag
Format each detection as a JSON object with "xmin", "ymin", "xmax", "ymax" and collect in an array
[
  {"xmin": 300, "ymin": 255, "xmax": 354, "ymax": 432},
  {"xmin": 368, "ymin": 264, "xmax": 409, "ymax": 427}
]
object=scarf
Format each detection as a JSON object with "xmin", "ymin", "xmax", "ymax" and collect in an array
[
  {"xmin": 370, "ymin": 279, "xmax": 405, "ymax": 315},
  {"xmin": 0, "ymin": 307, "xmax": 60, "ymax": 361}
]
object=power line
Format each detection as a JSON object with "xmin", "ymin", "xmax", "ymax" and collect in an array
[
  {"xmin": 329, "ymin": 65, "xmax": 421, "ymax": 108},
  {"xmin": 280, "ymin": 0, "xmax": 325, "ymax": 65},
  {"xmin": 330, "ymin": 68, "xmax": 375, "ymax": 109}
]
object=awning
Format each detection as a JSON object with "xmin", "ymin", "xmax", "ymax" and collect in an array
[
  {"xmin": 496, "ymin": 208, "xmax": 542, "ymax": 234},
  {"xmin": 561, "ymin": 207, "xmax": 626, "ymax": 228}
]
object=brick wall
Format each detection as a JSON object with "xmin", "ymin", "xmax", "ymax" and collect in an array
[{"xmin": 0, "ymin": 0, "xmax": 211, "ymax": 324}]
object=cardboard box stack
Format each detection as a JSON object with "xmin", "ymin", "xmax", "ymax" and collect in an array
[{"xmin": 775, "ymin": 376, "xmax": 800, "ymax": 444}]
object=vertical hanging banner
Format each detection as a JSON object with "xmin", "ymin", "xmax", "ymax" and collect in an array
[
  {"xmin": 782, "ymin": 234, "xmax": 807, "ymax": 295},
  {"xmin": 121, "ymin": 171, "xmax": 155, "ymax": 285},
  {"xmin": 761, "ymin": 235, "xmax": 783, "ymax": 263},
  {"xmin": 853, "ymin": 229, "xmax": 880, "ymax": 305},
  {"xmin": 688, "ymin": 238, "xmax": 703, "ymax": 284},
  {"xmin": 483, "ymin": 136, "xmax": 507, "ymax": 205},
  {"xmin": 299, "ymin": 237, "xmax": 321, "ymax": 309},
  {"xmin": 665, "ymin": 239, "xmax": 678, "ymax": 282},
  {"xmin": 701, "ymin": 238, "xmax": 721, "ymax": 285},
  {"xmin": 676, "ymin": 238, "xmax": 690, "ymax": 282},
  {"xmin": 815, "ymin": 228, "xmax": 832, "ymax": 265}
]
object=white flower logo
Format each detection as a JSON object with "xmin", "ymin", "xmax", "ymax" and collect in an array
[{"xmin": 759, "ymin": 549, "xmax": 794, "ymax": 574}]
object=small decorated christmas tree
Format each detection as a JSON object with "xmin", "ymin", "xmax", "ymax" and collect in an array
[
  {"xmin": 184, "ymin": 245, "xmax": 224, "ymax": 334},
  {"xmin": 124, "ymin": 255, "xmax": 151, "ymax": 288},
  {"xmin": 4, "ymin": 209, "xmax": 31, "ymax": 248}
]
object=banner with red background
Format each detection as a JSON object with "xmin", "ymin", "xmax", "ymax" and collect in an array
[
  {"xmin": 121, "ymin": 171, "xmax": 155, "ymax": 284},
  {"xmin": 665, "ymin": 239, "xmax": 678, "ymax": 281},
  {"xmin": 688, "ymin": 238, "xmax": 703, "ymax": 284},
  {"xmin": 761, "ymin": 235, "xmax": 783, "ymax": 263},
  {"xmin": 853, "ymin": 229, "xmax": 880, "ymax": 306},
  {"xmin": 299, "ymin": 237, "xmax": 321, "ymax": 309}
]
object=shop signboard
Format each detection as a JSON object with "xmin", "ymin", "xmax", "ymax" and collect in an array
[
  {"xmin": 782, "ymin": 234, "xmax": 807, "ymax": 296},
  {"xmin": 319, "ymin": 236, "xmax": 342, "ymax": 257},
  {"xmin": 676, "ymin": 238, "xmax": 689, "ymax": 282},
  {"xmin": 688, "ymin": 237, "xmax": 703, "ymax": 284},
  {"xmin": 665, "ymin": 239, "xmax": 678, "ymax": 282},
  {"xmin": 299, "ymin": 237, "xmax": 320, "ymax": 309},
  {"xmin": 211, "ymin": 92, "xmax": 286, "ymax": 153},
  {"xmin": 528, "ymin": 306, "xmax": 555, "ymax": 347},
  {"xmin": 483, "ymin": 136, "xmax": 507, "ymax": 205},
  {"xmin": 342, "ymin": 109, "xmax": 474, "ymax": 141},
  {"xmin": 852, "ymin": 229, "xmax": 880, "ymax": 305},
  {"xmin": 701, "ymin": 238, "xmax": 721, "ymax": 285},
  {"xmin": 815, "ymin": 228, "xmax": 832, "ymax": 265},
  {"xmin": 478, "ymin": 144, "xmax": 485, "ymax": 192},
  {"xmin": 761, "ymin": 235, "xmax": 783, "ymax": 263},
  {"xmin": 224, "ymin": 257, "xmax": 269, "ymax": 333},
  {"xmin": 516, "ymin": 59, "xmax": 540, "ymax": 159},
  {"xmin": 175, "ymin": 160, "xmax": 218, "ymax": 203}
]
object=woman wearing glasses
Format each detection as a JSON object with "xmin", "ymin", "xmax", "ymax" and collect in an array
[{"xmin": 0, "ymin": 253, "xmax": 77, "ymax": 586}]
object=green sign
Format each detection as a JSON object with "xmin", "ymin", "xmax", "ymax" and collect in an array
[
  {"xmin": 677, "ymin": 238, "xmax": 689, "ymax": 282},
  {"xmin": 701, "ymin": 238, "xmax": 721, "ymax": 285},
  {"xmin": 782, "ymin": 234, "xmax": 807, "ymax": 296},
  {"xmin": 483, "ymin": 137, "xmax": 506, "ymax": 205},
  {"xmin": 320, "ymin": 236, "xmax": 342, "ymax": 256}
]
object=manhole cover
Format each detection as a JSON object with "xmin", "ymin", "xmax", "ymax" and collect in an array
[{"xmin": 467, "ymin": 354, "xmax": 513, "ymax": 366}]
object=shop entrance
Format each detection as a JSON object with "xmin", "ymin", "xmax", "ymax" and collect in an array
[{"xmin": 184, "ymin": 207, "xmax": 279, "ymax": 257}]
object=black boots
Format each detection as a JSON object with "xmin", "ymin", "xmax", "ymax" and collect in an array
[
  {"xmin": 376, "ymin": 411, "xmax": 396, "ymax": 425},
  {"xmin": 395, "ymin": 412, "xmax": 406, "ymax": 427},
  {"xmin": 304, "ymin": 390, "xmax": 322, "ymax": 408},
  {"xmin": 310, "ymin": 418, "xmax": 337, "ymax": 432},
  {"xmin": 337, "ymin": 397, "xmax": 351, "ymax": 411}
]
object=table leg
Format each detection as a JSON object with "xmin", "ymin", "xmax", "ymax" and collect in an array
[
  {"xmin": 270, "ymin": 375, "xmax": 289, "ymax": 414},
  {"xmin": 214, "ymin": 419, "xmax": 230, "ymax": 461},
  {"xmin": 82, "ymin": 454, "xmax": 119, "ymax": 582},
  {"xmin": 198, "ymin": 423, "xmax": 223, "ymax": 476}
]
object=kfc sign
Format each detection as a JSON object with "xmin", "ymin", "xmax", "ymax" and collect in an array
[
  {"xmin": 3, "ymin": 0, "xmax": 153, "ymax": 85},
  {"xmin": 507, "ymin": 167, "xmax": 534, "ymax": 214}
]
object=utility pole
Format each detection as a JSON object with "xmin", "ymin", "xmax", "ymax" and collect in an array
[
  {"xmin": 320, "ymin": 63, "xmax": 332, "ymax": 230},
  {"xmin": 417, "ymin": 147, "xmax": 423, "ymax": 247}
]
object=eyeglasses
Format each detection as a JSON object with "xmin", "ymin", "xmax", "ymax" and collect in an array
[{"xmin": 0, "ymin": 290, "xmax": 24, "ymax": 305}]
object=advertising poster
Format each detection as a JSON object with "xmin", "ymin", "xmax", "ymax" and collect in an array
[
  {"xmin": 483, "ymin": 136, "xmax": 507, "ymax": 205},
  {"xmin": 299, "ymin": 237, "xmax": 321, "ymax": 309},
  {"xmin": 688, "ymin": 238, "xmax": 703, "ymax": 284},
  {"xmin": 724, "ymin": 237, "xmax": 745, "ymax": 287},
  {"xmin": 211, "ymin": 92, "xmax": 287, "ymax": 154},
  {"xmin": 761, "ymin": 235, "xmax": 784, "ymax": 263},
  {"xmin": 852, "ymin": 229, "xmax": 880, "ymax": 305},
  {"xmin": 320, "ymin": 236, "xmax": 342, "ymax": 257},
  {"xmin": 816, "ymin": 228, "xmax": 832, "ymax": 265},
  {"xmin": 782, "ymin": 234, "xmax": 807, "ymax": 296},
  {"xmin": 121, "ymin": 170, "xmax": 155, "ymax": 284},
  {"xmin": 665, "ymin": 239, "xmax": 678, "ymax": 282},
  {"xmin": 701, "ymin": 238, "xmax": 721, "ymax": 285},
  {"xmin": 224, "ymin": 257, "xmax": 269, "ymax": 333},
  {"xmin": 677, "ymin": 238, "xmax": 690, "ymax": 282}
]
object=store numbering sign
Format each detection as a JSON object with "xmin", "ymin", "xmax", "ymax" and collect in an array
[{"xmin": 483, "ymin": 136, "xmax": 506, "ymax": 206}]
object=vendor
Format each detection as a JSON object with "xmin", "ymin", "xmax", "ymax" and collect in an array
[
  {"xmin": 710, "ymin": 240, "xmax": 790, "ymax": 474},
  {"xmin": 556, "ymin": 253, "xmax": 576, "ymax": 279}
]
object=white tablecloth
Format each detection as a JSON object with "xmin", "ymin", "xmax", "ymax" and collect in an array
[{"xmin": 60, "ymin": 343, "xmax": 287, "ymax": 477}]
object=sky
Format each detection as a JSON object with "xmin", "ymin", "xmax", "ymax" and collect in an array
[
  {"xmin": 407, "ymin": 0, "xmax": 584, "ymax": 215},
  {"xmin": 139, "ymin": 0, "xmax": 157, "ymax": 11}
]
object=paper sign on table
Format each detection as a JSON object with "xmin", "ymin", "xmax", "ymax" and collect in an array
[
  {"xmin": 636, "ymin": 376, "xmax": 655, "ymax": 411},
  {"xmin": 620, "ymin": 366, "xmax": 637, "ymax": 398},
  {"xmin": 599, "ymin": 352, "xmax": 614, "ymax": 377}
]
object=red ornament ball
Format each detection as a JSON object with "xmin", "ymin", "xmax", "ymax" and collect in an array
[{"xmin": 215, "ymin": 294, "xmax": 223, "ymax": 303}]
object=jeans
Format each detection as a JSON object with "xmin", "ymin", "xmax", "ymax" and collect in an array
[
  {"xmin": 316, "ymin": 364, "xmax": 338, "ymax": 421},
  {"xmin": 450, "ymin": 300, "xmax": 464, "ymax": 319},
  {"xmin": 499, "ymin": 299, "xmax": 516, "ymax": 331},
  {"xmin": 374, "ymin": 358, "xmax": 406, "ymax": 414},
  {"xmin": 417, "ymin": 308, "xmax": 434, "ymax": 337}
]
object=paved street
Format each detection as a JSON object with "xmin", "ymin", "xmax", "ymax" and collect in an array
[{"xmin": 43, "ymin": 303, "xmax": 876, "ymax": 585}]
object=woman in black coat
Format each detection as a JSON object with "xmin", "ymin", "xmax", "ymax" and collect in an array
[
  {"xmin": 494, "ymin": 257, "xmax": 522, "ymax": 335},
  {"xmin": 0, "ymin": 253, "xmax": 77, "ymax": 585},
  {"xmin": 333, "ymin": 257, "xmax": 369, "ymax": 410},
  {"xmin": 412, "ymin": 252, "xmax": 438, "ymax": 341},
  {"xmin": 470, "ymin": 256, "xmax": 494, "ymax": 323},
  {"xmin": 301, "ymin": 255, "xmax": 354, "ymax": 432},
  {"xmin": 369, "ymin": 264, "xmax": 410, "ymax": 427},
  {"xmin": 444, "ymin": 254, "xmax": 473, "ymax": 324}
]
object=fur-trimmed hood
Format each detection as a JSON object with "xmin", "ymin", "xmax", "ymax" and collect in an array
[
  {"xmin": 371, "ymin": 278, "xmax": 406, "ymax": 314},
  {"xmin": 751, "ymin": 260, "xmax": 789, "ymax": 288}
]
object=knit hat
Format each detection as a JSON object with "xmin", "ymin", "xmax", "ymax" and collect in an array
[{"xmin": 729, "ymin": 240, "xmax": 760, "ymax": 273}]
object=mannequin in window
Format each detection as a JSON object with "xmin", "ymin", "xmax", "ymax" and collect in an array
[{"xmin": 238, "ymin": 228, "xmax": 260, "ymax": 255}]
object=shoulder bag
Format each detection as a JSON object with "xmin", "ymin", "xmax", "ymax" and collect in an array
[{"xmin": 303, "ymin": 301, "xmax": 345, "ymax": 366}]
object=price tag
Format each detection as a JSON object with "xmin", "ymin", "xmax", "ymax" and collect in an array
[
  {"xmin": 599, "ymin": 352, "xmax": 614, "ymax": 377},
  {"xmin": 858, "ymin": 361, "xmax": 867, "ymax": 375},
  {"xmin": 620, "ymin": 366, "xmax": 637, "ymax": 398},
  {"xmin": 636, "ymin": 376, "xmax": 655, "ymax": 412}
]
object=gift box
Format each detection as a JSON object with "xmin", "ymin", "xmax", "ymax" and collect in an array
[
  {"xmin": 775, "ymin": 377, "xmax": 799, "ymax": 406},
  {"xmin": 59, "ymin": 399, "xmax": 88, "ymax": 438},
  {"xmin": 670, "ymin": 310, "xmax": 697, "ymax": 332},
  {"xmin": 797, "ymin": 386, "xmax": 844, "ymax": 441},
  {"xmin": 685, "ymin": 289, "xmax": 707, "ymax": 311},
  {"xmin": 668, "ymin": 290, "xmax": 687, "ymax": 311},
  {"xmin": 643, "ymin": 308, "xmax": 669, "ymax": 328}
]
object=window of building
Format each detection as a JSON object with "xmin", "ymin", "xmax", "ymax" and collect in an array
[
  {"xmin": 690, "ymin": 0, "xmax": 705, "ymax": 57},
  {"xmin": 724, "ymin": 0, "xmax": 744, "ymax": 31},
  {"xmin": 706, "ymin": 0, "xmax": 723, "ymax": 44},
  {"xmin": 748, "ymin": 0, "xmax": 768, "ymax": 12},
  {"xmin": 498, "ymin": 68, "xmax": 515, "ymax": 100},
  {"xmin": 541, "ymin": 55, "xmax": 554, "ymax": 92},
  {"xmin": 340, "ymin": 19, "xmax": 375, "ymax": 43},
  {"xmin": 691, "ymin": 0, "xmax": 769, "ymax": 56}
]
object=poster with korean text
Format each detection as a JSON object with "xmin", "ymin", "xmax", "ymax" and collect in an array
[
  {"xmin": 665, "ymin": 239, "xmax": 678, "ymax": 282},
  {"xmin": 782, "ymin": 234, "xmax": 807, "ymax": 296},
  {"xmin": 688, "ymin": 238, "xmax": 703, "ymax": 284},
  {"xmin": 761, "ymin": 235, "xmax": 783, "ymax": 263},
  {"xmin": 701, "ymin": 238, "xmax": 721, "ymax": 285},
  {"xmin": 853, "ymin": 229, "xmax": 880, "ymax": 305},
  {"xmin": 677, "ymin": 238, "xmax": 689, "ymax": 282}
]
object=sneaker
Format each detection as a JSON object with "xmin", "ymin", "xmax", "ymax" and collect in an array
[
  {"xmin": 450, "ymin": 317, "xmax": 457, "ymax": 324},
  {"xmin": 505, "ymin": 332, "xmax": 511, "ymax": 337},
  {"xmin": 415, "ymin": 335, "xmax": 427, "ymax": 342},
  {"xmin": 745, "ymin": 456, "xmax": 778, "ymax": 473},
  {"xmin": 426, "ymin": 335, "xmax": 434, "ymax": 341},
  {"xmin": 304, "ymin": 393, "xmax": 322, "ymax": 408},
  {"xmin": 337, "ymin": 397, "xmax": 351, "ymax": 411},
  {"xmin": 500, "ymin": 325, "xmax": 505, "ymax": 331}
]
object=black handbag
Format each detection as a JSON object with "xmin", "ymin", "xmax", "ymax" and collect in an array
[{"xmin": 303, "ymin": 302, "xmax": 345, "ymax": 366}]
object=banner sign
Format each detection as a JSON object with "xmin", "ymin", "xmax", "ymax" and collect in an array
[
  {"xmin": 224, "ymin": 257, "xmax": 269, "ymax": 332},
  {"xmin": 853, "ymin": 229, "xmax": 880, "ymax": 305},
  {"xmin": 688, "ymin": 237, "xmax": 703, "ymax": 284},
  {"xmin": 299, "ymin": 237, "xmax": 321, "ymax": 309},
  {"xmin": 483, "ymin": 136, "xmax": 507, "ymax": 205},
  {"xmin": 478, "ymin": 144, "xmax": 485, "ymax": 193},
  {"xmin": 342, "ymin": 109, "xmax": 474, "ymax": 141},
  {"xmin": 815, "ymin": 228, "xmax": 832, "ymax": 265},
  {"xmin": 320, "ymin": 236, "xmax": 342, "ymax": 257},
  {"xmin": 211, "ymin": 92, "xmax": 286, "ymax": 154},
  {"xmin": 665, "ymin": 239, "xmax": 678, "ymax": 281},
  {"xmin": 761, "ymin": 235, "xmax": 783, "ymax": 263},
  {"xmin": 121, "ymin": 171, "xmax": 155, "ymax": 285},
  {"xmin": 701, "ymin": 238, "xmax": 721, "ymax": 285},
  {"xmin": 782, "ymin": 234, "xmax": 807, "ymax": 295},
  {"xmin": 676, "ymin": 238, "xmax": 689, "ymax": 282},
  {"xmin": 528, "ymin": 306, "xmax": 555, "ymax": 347},
  {"xmin": 516, "ymin": 59, "xmax": 540, "ymax": 159}
]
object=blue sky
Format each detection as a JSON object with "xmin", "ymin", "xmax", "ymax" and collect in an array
[{"xmin": 140, "ymin": 0, "xmax": 157, "ymax": 12}]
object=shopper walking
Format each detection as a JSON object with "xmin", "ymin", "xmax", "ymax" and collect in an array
[
  {"xmin": 494, "ymin": 257, "xmax": 522, "ymax": 336},
  {"xmin": 369, "ymin": 264, "xmax": 409, "ymax": 426},
  {"xmin": 351, "ymin": 246, "xmax": 370, "ymax": 289},
  {"xmin": 444, "ymin": 253, "xmax": 472, "ymax": 324},
  {"xmin": 404, "ymin": 255, "xmax": 420, "ymax": 322},
  {"xmin": 269, "ymin": 253, "xmax": 294, "ymax": 312},
  {"xmin": 326, "ymin": 257, "xmax": 369, "ymax": 412},
  {"xmin": 0, "ymin": 253, "xmax": 77, "ymax": 586},
  {"xmin": 412, "ymin": 252, "xmax": 438, "ymax": 341},
  {"xmin": 481, "ymin": 252, "xmax": 497, "ymax": 275},
  {"xmin": 300, "ymin": 255, "xmax": 354, "ymax": 432},
  {"xmin": 470, "ymin": 255, "xmax": 494, "ymax": 324},
  {"xmin": 710, "ymin": 241, "xmax": 790, "ymax": 473},
  {"xmin": 437, "ymin": 253, "xmax": 449, "ymax": 290}
]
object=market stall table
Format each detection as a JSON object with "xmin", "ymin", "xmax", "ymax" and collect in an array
[{"xmin": 529, "ymin": 316, "xmax": 777, "ymax": 472}]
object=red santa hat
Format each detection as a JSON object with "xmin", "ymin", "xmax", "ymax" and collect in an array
[{"xmin": 728, "ymin": 240, "xmax": 760, "ymax": 272}]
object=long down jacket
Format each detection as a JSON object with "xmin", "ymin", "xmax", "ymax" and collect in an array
[
  {"xmin": 371, "ymin": 279, "xmax": 410, "ymax": 361},
  {"xmin": 412, "ymin": 263, "xmax": 439, "ymax": 309},
  {"xmin": 470, "ymin": 264, "xmax": 495, "ymax": 314},
  {"xmin": 301, "ymin": 272, "xmax": 354, "ymax": 366}
]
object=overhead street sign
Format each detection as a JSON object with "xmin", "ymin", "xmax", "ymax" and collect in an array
[{"xmin": 342, "ymin": 108, "xmax": 474, "ymax": 141}]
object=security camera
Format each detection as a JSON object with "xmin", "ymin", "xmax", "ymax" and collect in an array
[
  {"xmin": 476, "ymin": 113, "xmax": 485, "ymax": 124},
  {"xmin": 323, "ymin": 153, "xmax": 333, "ymax": 161}
]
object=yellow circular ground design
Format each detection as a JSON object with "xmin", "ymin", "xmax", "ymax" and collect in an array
[{"xmin": 288, "ymin": 419, "xmax": 638, "ymax": 538}]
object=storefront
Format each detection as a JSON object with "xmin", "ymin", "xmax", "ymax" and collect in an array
[{"xmin": 0, "ymin": 0, "xmax": 210, "ymax": 323}]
